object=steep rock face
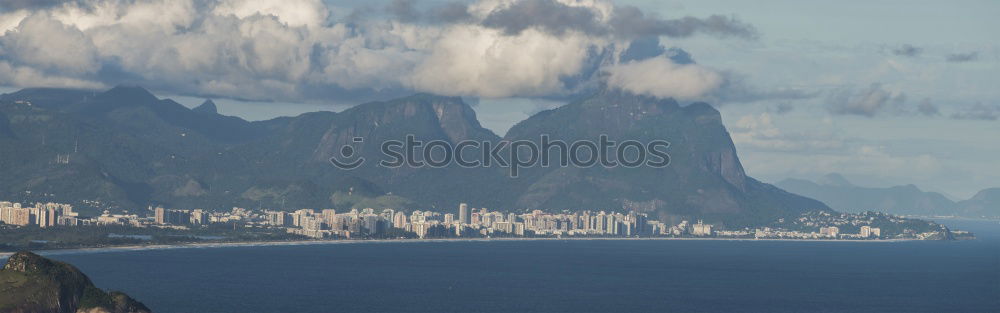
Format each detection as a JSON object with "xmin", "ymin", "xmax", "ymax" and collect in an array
[
  {"xmin": 302, "ymin": 94, "xmax": 504, "ymax": 208},
  {"xmin": 0, "ymin": 86, "xmax": 827, "ymax": 224},
  {"xmin": 152, "ymin": 93, "xmax": 502, "ymax": 210},
  {"xmin": 502, "ymin": 90, "xmax": 824, "ymax": 225},
  {"xmin": 0, "ymin": 251, "xmax": 150, "ymax": 313},
  {"xmin": 310, "ymin": 94, "xmax": 499, "ymax": 164}
]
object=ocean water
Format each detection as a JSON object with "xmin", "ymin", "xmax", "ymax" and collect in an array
[{"xmin": 38, "ymin": 219, "xmax": 1000, "ymax": 313}]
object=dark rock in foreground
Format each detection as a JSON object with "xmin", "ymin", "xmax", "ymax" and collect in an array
[{"xmin": 0, "ymin": 251, "xmax": 150, "ymax": 313}]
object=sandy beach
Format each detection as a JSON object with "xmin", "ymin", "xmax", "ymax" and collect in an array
[{"xmin": 0, "ymin": 236, "xmax": 919, "ymax": 259}]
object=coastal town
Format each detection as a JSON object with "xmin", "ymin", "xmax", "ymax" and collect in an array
[{"xmin": 1, "ymin": 200, "xmax": 962, "ymax": 246}]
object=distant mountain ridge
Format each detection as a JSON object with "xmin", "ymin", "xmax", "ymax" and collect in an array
[
  {"xmin": 957, "ymin": 188, "xmax": 1000, "ymax": 218},
  {"xmin": 0, "ymin": 86, "xmax": 828, "ymax": 226},
  {"xmin": 776, "ymin": 174, "xmax": 999, "ymax": 218}
]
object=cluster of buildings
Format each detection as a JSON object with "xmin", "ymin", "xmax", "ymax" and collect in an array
[
  {"xmin": 140, "ymin": 203, "xmax": 715, "ymax": 240},
  {"xmin": 154, "ymin": 207, "xmax": 211, "ymax": 226},
  {"xmin": 2, "ymin": 200, "xmax": 901, "ymax": 241},
  {"xmin": 0, "ymin": 201, "xmax": 78, "ymax": 227},
  {"xmin": 0, "ymin": 201, "xmax": 207, "ymax": 228},
  {"xmin": 752, "ymin": 225, "xmax": 882, "ymax": 239},
  {"xmin": 259, "ymin": 203, "xmax": 664, "ymax": 239}
]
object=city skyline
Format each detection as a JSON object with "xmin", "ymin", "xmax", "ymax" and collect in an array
[{"xmin": 0, "ymin": 0, "xmax": 997, "ymax": 198}]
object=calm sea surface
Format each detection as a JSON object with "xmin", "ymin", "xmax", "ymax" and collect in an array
[{"xmin": 32, "ymin": 219, "xmax": 1000, "ymax": 313}]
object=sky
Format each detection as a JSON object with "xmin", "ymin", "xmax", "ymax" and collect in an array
[{"xmin": 0, "ymin": 0, "xmax": 997, "ymax": 199}]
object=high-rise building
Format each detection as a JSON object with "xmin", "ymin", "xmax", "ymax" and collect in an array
[
  {"xmin": 154, "ymin": 207, "xmax": 166, "ymax": 225},
  {"xmin": 860, "ymin": 226, "xmax": 871, "ymax": 238},
  {"xmin": 41, "ymin": 207, "xmax": 60, "ymax": 227},
  {"xmin": 10, "ymin": 208, "xmax": 31, "ymax": 226},
  {"xmin": 605, "ymin": 214, "xmax": 616, "ymax": 235},
  {"xmin": 393, "ymin": 211, "xmax": 407, "ymax": 228},
  {"xmin": 301, "ymin": 216, "xmax": 323, "ymax": 231},
  {"xmin": 36, "ymin": 208, "xmax": 49, "ymax": 228},
  {"xmin": 322, "ymin": 209, "xmax": 337, "ymax": 226},
  {"xmin": 191, "ymin": 209, "xmax": 209, "ymax": 225},
  {"xmin": 267, "ymin": 211, "xmax": 287, "ymax": 226},
  {"xmin": 819, "ymin": 226, "xmax": 839, "ymax": 237},
  {"xmin": 514, "ymin": 222, "xmax": 526, "ymax": 236},
  {"xmin": 458, "ymin": 203, "xmax": 469, "ymax": 225},
  {"xmin": 413, "ymin": 222, "xmax": 430, "ymax": 239},
  {"xmin": 691, "ymin": 221, "xmax": 713, "ymax": 236}
]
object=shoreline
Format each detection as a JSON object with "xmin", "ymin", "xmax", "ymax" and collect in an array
[{"xmin": 0, "ymin": 236, "xmax": 920, "ymax": 259}]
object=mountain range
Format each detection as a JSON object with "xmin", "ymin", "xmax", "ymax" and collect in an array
[
  {"xmin": 776, "ymin": 174, "xmax": 999, "ymax": 218},
  {"xmin": 0, "ymin": 86, "xmax": 828, "ymax": 226}
]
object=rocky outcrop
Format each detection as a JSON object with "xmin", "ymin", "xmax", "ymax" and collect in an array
[
  {"xmin": 501, "ymin": 89, "xmax": 827, "ymax": 225},
  {"xmin": 0, "ymin": 252, "xmax": 150, "ymax": 313}
]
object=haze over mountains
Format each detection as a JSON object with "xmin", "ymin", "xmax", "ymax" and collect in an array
[
  {"xmin": 776, "ymin": 174, "xmax": 999, "ymax": 218},
  {"xmin": 3, "ymin": 85, "xmax": 830, "ymax": 226}
]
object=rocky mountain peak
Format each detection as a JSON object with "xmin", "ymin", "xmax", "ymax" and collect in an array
[{"xmin": 193, "ymin": 99, "xmax": 219, "ymax": 114}]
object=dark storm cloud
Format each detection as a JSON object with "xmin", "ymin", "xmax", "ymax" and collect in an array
[
  {"xmin": 481, "ymin": 0, "xmax": 606, "ymax": 36},
  {"xmin": 946, "ymin": 52, "xmax": 979, "ymax": 63},
  {"xmin": 618, "ymin": 37, "xmax": 697, "ymax": 65},
  {"xmin": 480, "ymin": 0, "xmax": 758, "ymax": 39},
  {"xmin": 891, "ymin": 44, "xmax": 922, "ymax": 57},
  {"xmin": 381, "ymin": 1, "xmax": 474, "ymax": 24},
  {"xmin": 619, "ymin": 37, "xmax": 667, "ymax": 63}
]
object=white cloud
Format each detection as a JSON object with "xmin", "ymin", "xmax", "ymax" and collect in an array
[
  {"xmin": 409, "ymin": 26, "xmax": 602, "ymax": 98},
  {"xmin": 604, "ymin": 56, "xmax": 723, "ymax": 100},
  {"xmin": 213, "ymin": 0, "xmax": 328, "ymax": 28},
  {"xmin": 0, "ymin": 0, "xmax": 745, "ymax": 100},
  {"xmin": 0, "ymin": 9, "xmax": 29, "ymax": 33},
  {"xmin": 0, "ymin": 61, "xmax": 103, "ymax": 89},
  {"xmin": 0, "ymin": 13, "xmax": 100, "ymax": 75}
]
